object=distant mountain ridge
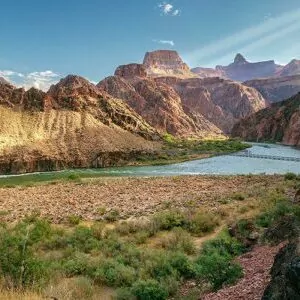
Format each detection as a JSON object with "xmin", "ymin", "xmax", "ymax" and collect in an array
[{"xmin": 192, "ymin": 53, "xmax": 300, "ymax": 82}]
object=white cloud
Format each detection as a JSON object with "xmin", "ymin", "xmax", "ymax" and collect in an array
[
  {"xmin": 184, "ymin": 8, "xmax": 300, "ymax": 66},
  {"xmin": 172, "ymin": 9, "xmax": 180, "ymax": 16},
  {"xmin": 0, "ymin": 69, "xmax": 61, "ymax": 91},
  {"xmin": 158, "ymin": 2, "xmax": 180, "ymax": 16},
  {"xmin": 153, "ymin": 39, "xmax": 175, "ymax": 46}
]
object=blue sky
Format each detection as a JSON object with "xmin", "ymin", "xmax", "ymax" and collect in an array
[{"xmin": 0, "ymin": 0, "xmax": 300, "ymax": 90}]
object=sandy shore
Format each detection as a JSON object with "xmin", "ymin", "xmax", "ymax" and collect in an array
[{"xmin": 0, "ymin": 175, "xmax": 284, "ymax": 223}]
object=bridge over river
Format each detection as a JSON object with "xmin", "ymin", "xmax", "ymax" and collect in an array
[{"xmin": 229, "ymin": 150, "xmax": 300, "ymax": 162}]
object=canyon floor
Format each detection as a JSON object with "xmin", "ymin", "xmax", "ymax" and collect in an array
[
  {"xmin": 0, "ymin": 174, "xmax": 297, "ymax": 300},
  {"xmin": 0, "ymin": 174, "xmax": 287, "ymax": 223}
]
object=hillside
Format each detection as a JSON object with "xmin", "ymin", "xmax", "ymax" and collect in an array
[
  {"xmin": 232, "ymin": 92, "xmax": 300, "ymax": 146},
  {"xmin": 99, "ymin": 51, "xmax": 266, "ymax": 134},
  {"xmin": 0, "ymin": 77, "xmax": 159, "ymax": 174},
  {"xmin": 244, "ymin": 74, "xmax": 300, "ymax": 103}
]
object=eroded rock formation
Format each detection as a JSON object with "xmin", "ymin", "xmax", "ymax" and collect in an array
[{"xmin": 232, "ymin": 92, "xmax": 300, "ymax": 146}]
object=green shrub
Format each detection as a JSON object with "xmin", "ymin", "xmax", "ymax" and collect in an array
[
  {"xmin": 231, "ymin": 193, "xmax": 246, "ymax": 201},
  {"xmin": 158, "ymin": 228, "xmax": 196, "ymax": 255},
  {"xmin": 131, "ymin": 279, "xmax": 168, "ymax": 300},
  {"xmin": 153, "ymin": 209, "xmax": 185, "ymax": 231},
  {"xmin": 68, "ymin": 226, "xmax": 99, "ymax": 253},
  {"xmin": 284, "ymin": 172, "xmax": 297, "ymax": 180},
  {"xmin": 0, "ymin": 224, "xmax": 50, "ymax": 289},
  {"xmin": 256, "ymin": 200, "xmax": 294, "ymax": 228},
  {"xmin": 63, "ymin": 253, "xmax": 90, "ymax": 276},
  {"xmin": 104, "ymin": 209, "xmax": 120, "ymax": 222},
  {"xmin": 201, "ymin": 231, "xmax": 244, "ymax": 257},
  {"xmin": 195, "ymin": 252, "xmax": 243, "ymax": 290},
  {"xmin": 93, "ymin": 259, "xmax": 136, "ymax": 287},
  {"xmin": 185, "ymin": 210, "xmax": 219, "ymax": 236},
  {"xmin": 116, "ymin": 288, "xmax": 135, "ymax": 300},
  {"xmin": 67, "ymin": 214, "xmax": 82, "ymax": 226}
]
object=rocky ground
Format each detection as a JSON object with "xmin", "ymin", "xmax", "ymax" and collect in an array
[
  {"xmin": 203, "ymin": 243, "xmax": 285, "ymax": 300},
  {"xmin": 0, "ymin": 175, "xmax": 285, "ymax": 223}
]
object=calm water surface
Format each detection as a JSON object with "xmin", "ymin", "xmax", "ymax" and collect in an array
[
  {"xmin": 1, "ymin": 143, "xmax": 299, "ymax": 179},
  {"xmin": 76, "ymin": 143, "xmax": 300, "ymax": 176}
]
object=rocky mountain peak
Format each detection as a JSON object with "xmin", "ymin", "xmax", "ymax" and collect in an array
[
  {"xmin": 115, "ymin": 63, "xmax": 147, "ymax": 78},
  {"xmin": 142, "ymin": 50, "xmax": 194, "ymax": 78},
  {"xmin": 48, "ymin": 75, "xmax": 100, "ymax": 98},
  {"xmin": 234, "ymin": 53, "xmax": 248, "ymax": 65}
]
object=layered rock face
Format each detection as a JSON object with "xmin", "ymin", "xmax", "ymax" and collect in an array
[
  {"xmin": 245, "ymin": 75, "xmax": 300, "ymax": 103},
  {"xmin": 155, "ymin": 76, "xmax": 267, "ymax": 133},
  {"xmin": 0, "ymin": 77, "xmax": 159, "ymax": 174},
  {"xmin": 143, "ymin": 50, "xmax": 196, "ymax": 78},
  {"xmin": 98, "ymin": 64, "xmax": 222, "ymax": 137},
  {"xmin": 232, "ymin": 92, "xmax": 300, "ymax": 146},
  {"xmin": 190, "ymin": 67, "xmax": 225, "ymax": 78},
  {"xmin": 99, "ymin": 51, "xmax": 267, "ymax": 135}
]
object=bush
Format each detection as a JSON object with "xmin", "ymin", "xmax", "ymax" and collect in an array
[
  {"xmin": 153, "ymin": 210, "xmax": 186, "ymax": 231},
  {"xmin": 284, "ymin": 172, "xmax": 297, "ymax": 180},
  {"xmin": 195, "ymin": 252, "xmax": 243, "ymax": 290},
  {"xmin": 256, "ymin": 200, "xmax": 294, "ymax": 228},
  {"xmin": 201, "ymin": 231, "xmax": 245, "ymax": 257},
  {"xmin": 131, "ymin": 279, "xmax": 168, "ymax": 300},
  {"xmin": 158, "ymin": 228, "xmax": 196, "ymax": 255},
  {"xmin": 63, "ymin": 253, "xmax": 90, "ymax": 276},
  {"xmin": 104, "ymin": 209, "xmax": 120, "ymax": 222},
  {"xmin": 185, "ymin": 210, "xmax": 219, "ymax": 236},
  {"xmin": 93, "ymin": 259, "xmax": 136, "ymax": 287},
  {"xmin": 231, "ymin": 193, "xmax": 246, "ymax": 201},
  {"xmin": 67, "ymin": 214, "xmax": 82, "ymax": 226},
  {"xmin": 0, "ymin": 223, "xmax": 50, "ymax": 289}
]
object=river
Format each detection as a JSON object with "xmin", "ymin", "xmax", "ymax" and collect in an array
[{"xmin": 75, "ymin": 143, "xmax": 300, "ymax": 177}]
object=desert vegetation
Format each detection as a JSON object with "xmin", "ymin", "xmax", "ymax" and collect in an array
[{"xmin": 0, "ymin": 173, "xmax": 299, "ymax": 299}]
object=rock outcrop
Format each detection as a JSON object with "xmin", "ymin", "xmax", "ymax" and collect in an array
[
  {"xmin": 245, "ymin": 75, "xmax": 300, "ymax": 103},
  {"xmin": 232, "ymin": 92, "xmax": 300, "ymax": 146},
  {"xmin": 0, "ymin": 77, "xmax": 160, "ymax": 174},
  {"xmin": 262, "ymin": 239, "xmax": 300, "ymax": 300},
  {"xmin": 98, "ymin": 66, "xmax": 222, "ymax": 137},
  {"xmin": 155, "ymin": 76, "xmax": 267, "ymax": 133},
  {"xmin": 99, "ymin": 51, "xmax": 266, "ymax": 135},
  {"xmin": 143, "ymin": 50, "xmax": 196, "ymax": 78}
]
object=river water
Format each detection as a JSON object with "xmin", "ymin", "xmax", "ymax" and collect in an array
[
  {"xmin": 77, "ymin": 143, "xmax": 300, "ymax": 177},
  {"xmin": 1, "ymin": 143, "xmax": 299, "ymax": 180}
]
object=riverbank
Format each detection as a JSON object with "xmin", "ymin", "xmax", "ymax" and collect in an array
[{"xmin": 0, "ymin": 174, "xmax": 290, "ymax": 223}]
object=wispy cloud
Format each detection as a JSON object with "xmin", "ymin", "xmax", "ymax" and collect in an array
[
  {"xmin": 158, "ymin": 2, "xmax": 180, "ymax": 16},
  {"xmin": 0, "ymin": 69, "xmax": 61, "ymax": 91},
  {"xmin": 184, "ymin": 8, "xmax": 300, "ymax": 66},
  {"xmin": 152, "ymin": 39, "xmax": 175, "ymax": 46},
  {"xmin": 210, "ymin": 21, "xmax": 300, "ymax": 66}
]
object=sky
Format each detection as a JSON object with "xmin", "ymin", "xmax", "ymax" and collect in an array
[{"xmin": 0, "ymin": 0, "xmax": 300, "ymax": 90}]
